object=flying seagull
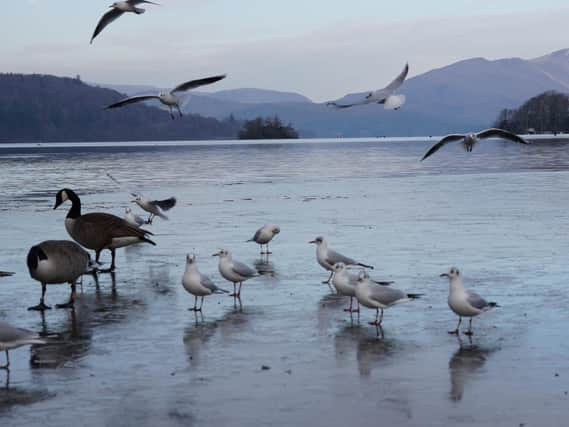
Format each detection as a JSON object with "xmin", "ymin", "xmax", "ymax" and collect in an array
[
  {"xmin": 131, "ymin": 194, "xmax": 176, "ymax": 224},
  {"xmin": 326, "ymin": 63, "xmax": 409, "ymax": 110},
  {"xmin": 91, "ymin": 1, "xmax": 160, "ymax": 44},
  {"xmin": 421, "ymin": 128, "xmax": 529, "ymax": 161},
  {"xmin": 104, "ymin": 75, "xmax": 227, "ymax": 119}
]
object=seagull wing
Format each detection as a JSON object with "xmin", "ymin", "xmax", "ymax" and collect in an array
[
  {"xmin": 326, "ymin": 100, "xmax": 368, "ymax": 109},
  {"xmin": 91, "ymin": 8, "xmax": 124, "ymax": 44},
  {"xmin": 325, "ymin": 249, "xmax": 357, "ymax": 266},
  {"xmin": 383, "ymin": 63, "xmax": 409, "ymax": 93},
  {"xmin": 151, "ymin": 197, "xmax": 176, "ymax": 211},
  {"xmin": 105, "ymin": 95, "xmax": 160, "ymax": 109},
  {"xmin": 369, "ymin": 283, "xmax": 406, "ymax": 306},
  {"xmin": 232, "ymin": 260, "xmax": 257, "ymax": 278},
  {"xmin": 421, "ymin": 134, "xmax": 466, "ymax": 161},
  {"xmin": 127, "ymin": 0, "xmax": 160, "ymax": 5},
  {"xmin": 465, "ymin": 290, "xmax": 490, "ymax": 310},
  {"xmin": 476, "ymin": 128, "xmax": 529, "ymax": 145},
  {"xmin": 171, "ymin": 75, "xmax": 227, "ymax": 93}
]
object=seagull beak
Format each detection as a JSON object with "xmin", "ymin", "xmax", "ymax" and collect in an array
[
  {"xmin": 308, "ymin": 240, "xmax": 316, "ymax": 244},
  {"xmin": 212, "ymin": 252, "xmax": 220, "ymax": 257},
  {"xmin": 440, "ymin": 273, "xmax": 449, "ymax": 278}
]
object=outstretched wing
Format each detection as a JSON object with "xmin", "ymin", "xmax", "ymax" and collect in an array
[
  {"xmin": 91, "ymin": 8, "xmax": 124, "ymax": 44},
  {"xmin": 326, "ymin": 100, "xmax": 368, "ymax": 109},
  {"xmin": 151, "ymin": 197, "xmax": 176, "ymax": 211},
  {"xmin": 127, "ymin": 0, "xmax": 160, "ymax": 5},
  {"xmin": 105, "ymin": 95, "xmax": 160, "ymax": 109},
  {"xmin": 476, "ymin": 128, "xmax": 529, "ymax": 145},
  {"xmin": 383, "ymin": 63, "xmax": 409, "ymax": 93},
  {"xmin": 171, "ymin": 75, "xmax": 227, "ymax": 93},
  {"xmin": 421, "ymin": 134, "xmax": 466, "ymax": 161}
]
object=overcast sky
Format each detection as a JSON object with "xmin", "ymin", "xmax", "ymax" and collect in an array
[{"xmin": 1, "ymin": 0, "xmax": 567, "ymax": 101}]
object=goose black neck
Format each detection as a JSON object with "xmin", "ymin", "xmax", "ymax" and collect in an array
[{"xmin": 66, "ymin": 190, "xmax": 82, "ymax": 219}]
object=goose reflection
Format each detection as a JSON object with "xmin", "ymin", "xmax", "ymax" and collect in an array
[
  {"xmin": 449, "ymin": 339, "xmax": 495, "ymax": 402},
  {"xmin": 30, "ymin": 273, "xmax": 144, "ymax": 369}
]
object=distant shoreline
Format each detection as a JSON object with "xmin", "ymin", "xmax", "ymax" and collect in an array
[{"xmin": 0, "ymin": 134, "xmax": 567, "ymax": 150}]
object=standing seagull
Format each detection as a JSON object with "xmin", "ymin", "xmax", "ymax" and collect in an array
[
  {"xmin": 247, "ymin": 224, "xmax": 280, "ymax": 255},
  {"xmin": 91, "ymin": 1, "xmax": 160, "ymax": 44},
  {"xmin": 332, "ymin": 263, "xmax": 393, "ymax": 313},
  {"xmin": 27, "ymin": 240, "xmax": 93, "ymax": 311},
  {"xmin": 131, "ymin": 194, "xmax": 176, "ymax": 224},
  {"xmin": 354, "ymin": 271, "xmax": 422, "ymax": 330},
  {"xmin": 182, "ymin": 255, "xmax": 228, "ymax": 312},
  {"xmin": 421, "ymin": 128, "xmax": 529, "ymax": 161},
  {"xmin": 440, "ymin": 267, "xmax": 498, "ymax": 336},
  {"xmin": 54, "ymin": 189, "xmax": 155, "ymax": 272},
  {"xmin": 105, "ymin": 75, "xmax": 227, "ymax": 119},
  {"xmin": 212, "ymin": 249, "xmax": 257, "ymax": 298},
  {"xmin": 124, "ymin": 207, "xmax": 145, "ymax": 227},
  {"xmin": 309, "ymin": 236, "xmax": 373, "ymax": 284},
  {"xmin": 0, "ymin": 321, "xmax": 46, "ymax": 370},
  {"xmin": 326, "ymin": 63, "xmax": 409, "ymax": 110}
]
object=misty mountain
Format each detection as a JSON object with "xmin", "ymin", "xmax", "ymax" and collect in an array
[
  {"xmin": 100, "ymin": 48, "xmax": 569, "ymax": 137},
  {"xmin": 0, "ymin": 74, "xmax": 240, "ymax": 143}
]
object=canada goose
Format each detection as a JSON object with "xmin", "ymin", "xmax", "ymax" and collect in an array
[
  {"xmin": 27, "ymin": 240, "xmax": 93, "ymax": 311},
  {"xmin": 53, "ymin": 189, "xmax": 155, "ymax": 272},
  {"xmin": 212, "ymin": 249, "xmax": 257, "ymax": 298},
  {"xmin": 440, "ymin": 267, "xmax": 499, "ymax": 336},
  {"xmin": 309, "ymin": 236, "xmax": 373, "ymax": 284},
  {"xmin": 182, "ymin": 254, "xmax": 228, "ymax": 312},
  {"xmin": 0, "ymin": 321, "xmax": 46, "ymax": 370},
  {"xmin": 247, "ymin": 224, "xmax": 280, "ymax": 255}
]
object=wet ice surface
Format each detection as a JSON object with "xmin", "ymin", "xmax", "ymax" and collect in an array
[{"xmin": 1, "ymin": 138, "xmax": 569, "ymax": 426}]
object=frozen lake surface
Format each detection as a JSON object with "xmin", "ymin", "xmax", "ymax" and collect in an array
[{"xmin": 1, "ymin": 137, "xmax": 568, "ymax": 426}]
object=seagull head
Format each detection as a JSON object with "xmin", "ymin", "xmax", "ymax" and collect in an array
[
  {"xmin": 271, "ymin": 225, "xmax": 281, "ymax": 236},
  {"xmin": 212, "ymin": 249, "xmax": 230, "ymax": 259},
  {"xmin": 333, "ymin": 262, "xmax": 346, "ymax": 273},
  {"xmin": 309, "ymin": 236, "xmax": 325, "ymax": 246},
  {"xmin": 440, "ymin": 267, "xmax": 460, "ymax": 280},
  {"xmin": 186, "ymin": 254, "xmax": 196, "ymax": 264},
  {"xmin": 131, "ymin": 195, "xmax": 142, "ymax": 203}
]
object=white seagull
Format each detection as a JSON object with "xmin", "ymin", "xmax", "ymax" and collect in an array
[
  {"xmin": 354, "ymin": 270, "xmax": 421, "ymax": 329},
  {"xmin": 124, "ymin": 207, "xmax": 145, "ymax": 227},
  {"xmin": 309, "ymin": 236, "xmax": 373, "ymax": 284},
  {"xmin": 105, "ymin": 75, "xmax": 227, "ymax": 120},
  {"xmin": 0, "ymin": 321, "xmax": 46, "ymax": 370},
  {"xmin": 247, "ymin": 224, "xmax": 281, "ymax": 255},
  {"xmin": 421, "ymin": 128, "xmax": 529, "ymax": 161},
  {"xmin": 326, "ymin": 63, "xmax": 409, "ymax": 110},
  {"xmin": 440, "ymin": 267, "xmax": 499, "ymax": 336},
  {"xmin": 91, "ymin": 1, "xmax": 160, "ymax": 44},
  {"xmin": 131, "ymin": 194, "xmax": 176, "ymax": 224},
  {"xmin": 212, "ymin": 249, "xmax": 257, "ymax": 298},
  {"xmin": 182, "ymin": 255, "xmax": 228, "ymax": 312},
  {"xmin": 332, "ymin": 263, "xmax": 393, "ymax": 313}
]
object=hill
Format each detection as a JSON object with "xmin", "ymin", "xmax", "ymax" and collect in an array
[{"xmin": 0, "ymin": 74, "xmax": 240, "ymax": 143}]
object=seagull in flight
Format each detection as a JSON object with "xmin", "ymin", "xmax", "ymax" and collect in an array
[
  {"xmin": 91, "ymin": 1, "xmax": 160, "ymax": 44},
  {"xmin": 104, "ymin": 75, "xmax": 227, "ymax": 119},
  {"xmin": 326, "ymin": 63, "xmax": 409, "ymax": 110},
  {"xmin": 421, "ymin": 128, "xmax": 529, "ymax": 161}
]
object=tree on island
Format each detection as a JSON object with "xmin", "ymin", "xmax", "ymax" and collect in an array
[
  {"xmin": 494, "ymin": 91, "xmax": 569, "ymax": 134},
  {"xmin": 238, "ymin": 116, "xmax": 299, "ymax": 139}
]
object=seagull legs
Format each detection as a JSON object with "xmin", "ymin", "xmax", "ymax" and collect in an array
[
  {"xmin": 168, "ymin": 106, "xmax": 175, "ymax": 120},
  {"xmin": 28, "ymin": 283, "xmax": 52, "ymax": 311},
  {"xmin": 449, "ymin": 317, "xmax": 462, "ymax": 335},
  {"xmin": 230, "ymin": 282, "xmax": 238, "ymax": 297},
  {"xmin": 56, "ymin": 282, "xmax": 76, "ymax": 309},
  {"xmin": 344, "ymin": 297, "xmax": 354, "ymax": 312},
  {"xmin": 368, "ymin": 308, "xmax": 384, "ymax": 326},
  {"xmin": 176, "ymin": 105, "xmax": 183, "ymax": 117},
  {"xmin": 0, "ymin": 350, "xmax": 9, "ymax": 370},
  {"xmin": 190, "ymin": 295, "xmax": 203, "ymax": 312},
  {"xmin": 322, "ymin": 271, "xmax": 333, "ymax": 285},
  {"xmin": 464, "ymin": 318, "xmax": 474, "ymax": 336}
]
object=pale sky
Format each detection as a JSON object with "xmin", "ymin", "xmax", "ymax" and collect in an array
[{"xmin": 1, "ymin": 0, "xmax": 568, "ymax": 101}]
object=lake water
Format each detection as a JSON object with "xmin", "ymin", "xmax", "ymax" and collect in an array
[{"xmin": 1, "ymin": 137, "xmax": 568, "ymax": 426}]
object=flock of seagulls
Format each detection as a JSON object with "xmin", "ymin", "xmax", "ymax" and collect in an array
[{"xmin": 0, "ymin": 2, "xmax": 530, "ymax": 374}]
